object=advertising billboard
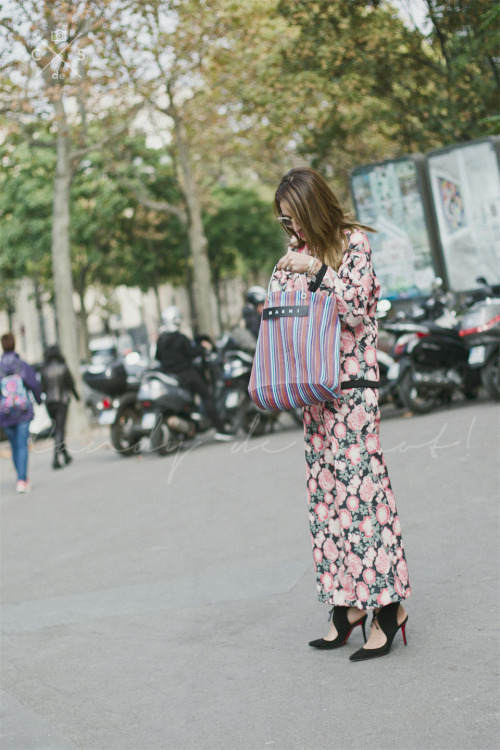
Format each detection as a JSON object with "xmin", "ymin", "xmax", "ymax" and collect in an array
[
  {"xmin": 350, "ymin": 157, "xmax": 437, "ymax": 300},
  {"xmin": 426, "ymin": 139, "xmax": 500, "ymax": 291}
]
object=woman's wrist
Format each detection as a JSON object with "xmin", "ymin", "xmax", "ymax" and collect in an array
[
  {"xmin": 305, "ymin": 258, "xmax": 316, "ymax": 277},
  {"xmin": 306, "ymin": 258, "xmax": 322, "ymax": 279},
  {"xmin": 307, "ymin": 262, "xmax": 328, "ymax": 291}
]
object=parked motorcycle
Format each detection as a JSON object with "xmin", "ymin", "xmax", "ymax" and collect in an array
[
  {"xmin": 385, "ymin": 280, "xmax": 480, "ymax": 413},
  {"xmin": 131, "ymin": 369, "xmax": 210, "ymax": 455},
  {"xmin": 82, "ymin": 352, "xmax": 150, "ymax": 454},
  {"xmin": 112, "ymin": 346, "xmax": 238, "ymax": 456},
  {"xmin": 459, "ymin": 279, "xmax": 500, "ymax": 401}
]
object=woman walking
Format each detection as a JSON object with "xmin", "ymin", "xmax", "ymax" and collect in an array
[
  {"xmin": 40, "ymin": 345, "xmax": 80, "ymax": 469},
  {"xmin": 0, "ymin": 332, "xmax": 42, "ymax": 493},
  {"xmin": 273, "ymin": 167, "xmax": 411, "ymax": 661}
]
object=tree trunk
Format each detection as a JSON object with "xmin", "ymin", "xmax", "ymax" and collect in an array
[
  {"xmin": 51, "ymin": 98, "xmax": 89, "ymax": 437},
  {"xmin": 212, "ymin": 268, "xmax": 223, "ymax": 334},
  {"xmin": 32, "ymin": 271, "xmax": 48, "ymax": 353},
  {"xmin": 153, "ymin": 284, "xmax": 162, "ymax": 323},
  {"xmin": 77, "ymin": 281, "xmax": 90, "ymax": 363},
  {"xmin": 173, "ymin": 114, "xmax": 218, "ymax": 339},
  {"xmin": 182, "ymin": 240, "xmax": 197, "ymax": 332},
  {"xmin": 7, "ymin": 306, "xmax": 15, "ymax": 331}
]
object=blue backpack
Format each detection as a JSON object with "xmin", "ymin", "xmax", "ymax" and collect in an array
[{"xmin": 0, "ymin": 366, "xmax": 29, "ymax": 417}]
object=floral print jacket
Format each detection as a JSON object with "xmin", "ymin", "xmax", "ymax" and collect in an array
[{"xmin": 272, "ymin": 230, "xmax": 380, "ymax": 386}]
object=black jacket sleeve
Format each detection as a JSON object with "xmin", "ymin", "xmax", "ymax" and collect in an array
[{"xmin": 65, "ymin": 367, "xmax": 80, "ymax": 400}]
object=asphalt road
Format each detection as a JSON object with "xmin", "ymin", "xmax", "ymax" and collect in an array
[{"xmin": 1, "ymin": 399, "xmax": 499, "ymax": 750}]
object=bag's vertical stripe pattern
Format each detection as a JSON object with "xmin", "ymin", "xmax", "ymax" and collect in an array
[{"xmin": 249, "ymin": 289, "xmax": 341, "ymax": 410}]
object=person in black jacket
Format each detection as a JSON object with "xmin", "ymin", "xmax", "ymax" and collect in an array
[
  {"xmin": 155, "ymin": 307, "xmax": 231, "ymax": 441},
  {"xmin": 242, "ymin": 286, "xmax": 266, "ymax": 340},
  {"xmin": 40, "ymin": 345, "xmax": 80, "ymax": 469}
]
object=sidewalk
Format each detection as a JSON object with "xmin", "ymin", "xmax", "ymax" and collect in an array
[{"xmin": 1, "ymin": 400, "xmax": 499, "ymax": 750}]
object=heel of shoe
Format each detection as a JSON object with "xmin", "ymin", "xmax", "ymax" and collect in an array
[
  {"xmin": 400, "ymin": 618, "xmax": 408, "ymax": 646},
  {"xmin": 349, "ymin": 606, "xmax": 408, "ymax": 662}
]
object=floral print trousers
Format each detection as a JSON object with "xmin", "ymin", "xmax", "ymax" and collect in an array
[{"xmin": 304, "ymin": 387, "xmax": 411, "ymax": 610}]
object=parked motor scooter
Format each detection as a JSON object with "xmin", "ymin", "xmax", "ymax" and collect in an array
[
  {"xmin": 459, "ymin": 278, "xmax": 500, "ymax": 401},
  {"xmin": 387, "ymin": 280, "xmax": 480, "ymax": 413},
  {"xmin": 131, "ymin": 369, "xmax": 208, "ymax": 455},
  {"xmin": 112, "ymin": 347, "xmax": 233, "ymax": 456},
  {"xmin": 82, "ymin": 352, "xmax": 149, "ymax": 447}
]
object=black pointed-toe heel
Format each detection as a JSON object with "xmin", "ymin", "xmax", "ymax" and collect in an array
[
  {"xmin": 309, "ymin": 606, "xmax": 368, "ymax": 650},
  {"xmin": 349, "ymin": 602, "xmax": 408, "ymax": 662}
]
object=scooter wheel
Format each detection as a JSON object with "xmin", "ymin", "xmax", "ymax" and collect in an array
[
  {"xmin": 481, "ymin": 350, "xmax": 500, "ymax": 400},
  {"xmin": 398, "ymin": 368, "xmax": 442, "ymax": 414},
  {"xmin": 150, "ymin": 418, "xmax": 183, "ymax": 456},
  {"xmin": 111, "ymin": 404, "xmax": 142, "ymax": 456}
]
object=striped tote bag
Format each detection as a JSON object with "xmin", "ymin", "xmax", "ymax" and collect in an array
[{"xmin": 248, "ymin": 272, "xmax": 341, "ymax": 410}]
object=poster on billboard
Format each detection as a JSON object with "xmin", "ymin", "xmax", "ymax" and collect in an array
[
  {"xmin": 350, "ymin": 158, "xmax": 436, "ymax": 300},
  {"xmin": 427, "ymin": 139, "xmax": 500, "ymax": 291}
]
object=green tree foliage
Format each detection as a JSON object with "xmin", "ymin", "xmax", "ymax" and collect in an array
[
  {"xmin": 201, "ymin": 185, "xmax": 284, "ymax": 329},
  {"xmin": 2, "ymin": 0, "xmax": 497, "ymax": 335},
  {"xmin": 0, "ymin": 133, "xmax": 187, "ymax": 317},
  {"xmin": 204, "ymin": 186, "xmax": 285, "ymax": 282},
  {"xmin": 274, "ymin": 0, "xmax": 500, "ymax": 183},
  {"xmin": 0, "ymin": 138, "xmax": 54, "ymax": 289},
  {"xmin": 421, "ymin": 0, "xmax": 500, "ymax": 136},
  {"xmin": 72, "ymin": 140, "xmax": 187, "ymax": 295}
]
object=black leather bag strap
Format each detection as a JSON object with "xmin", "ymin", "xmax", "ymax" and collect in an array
[
  {"xmin": 308, "ymin": 263, "xmax": 328, "ymax": 292},
  {"xmin": 341, "ymin": 379, "xmax": 379, "ymax": 389}
]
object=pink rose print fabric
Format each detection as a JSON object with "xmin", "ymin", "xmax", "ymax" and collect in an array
[
  {"xmin": 272, "ymin": 230, "xmax": 411, "ymax": 609},
  {"xmin": 303, "ymin": 389, "xmax": 411, "ymax": 608}
]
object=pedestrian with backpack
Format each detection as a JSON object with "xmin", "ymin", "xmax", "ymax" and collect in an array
[
  {"xmin": 0, "ymin": 332, "xmax": 42, "ymax": 493},
  {"xmin": 40, "ymin": 345, "xmax": 80, "ymax": 469}
]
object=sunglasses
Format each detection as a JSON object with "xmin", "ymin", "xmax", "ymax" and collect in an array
[{"xmin": 276, "ymin": 215, "xmax": 294, "ymax": 229}]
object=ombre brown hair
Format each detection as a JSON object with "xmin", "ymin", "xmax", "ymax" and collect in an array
[{"xmin": 274, "ymin": 167, "xmax": 375, "ymax": 272}]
